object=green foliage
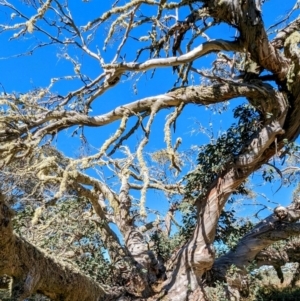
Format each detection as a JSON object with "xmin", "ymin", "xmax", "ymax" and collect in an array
[
  {"xmin": 178, "ymin": 202, "xmax": 197, "ymax": 241},
  {"xmin": 215, "ymin": 209, "xmax": 253, "ymax": 250},
  {"xmin": 75, "ymin": 251, "xmax": 114, "ymax": 284},
  {"xmin": 262, "ymin": 167, "xmax": 275, "ymax": 183},
  {"xmin": 150, "ymin": 230, "xmax": 182, "ymax": 262},
  {"xmin": 150, "ymin": 200, "xmax": 253, "ymax": 262},
  {"xmin": 257, "ymin": 287, "xmax": 300, "ymax": 301},
  {"xmin": 206, "ymin": 280, "xmax": 230, "ymax": 301},
  {"xmin": 185, "ymin": 104, "xmax": 261, "ymax": 199},
  {"xmin": 13, "ymin": 198, "xmax": 115, "ymax": 285},
  {"xmin": 282, "ymin": 139, "xmax": 300, "ymax": 155},
  {"xmin": 177, "ymin": 198, "xmax": 253, "ymax": 250}
]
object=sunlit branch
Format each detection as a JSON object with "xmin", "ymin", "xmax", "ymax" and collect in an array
[
  {"xmin": 272, "ymin": 16, "xmax": 300, "ymax": 49},
  {"xmin": 137, "ymin": 106, "xmax": 159, "ymax": 217},
  {"xmin": 53, "ymin": 0, "xmax": 101, "ymax": 61},
  {"xmin": 112, "ymin": 4, "xmax": 140, "ymax": 63},
  {"xmin": 108, "ymin": 113, "xmax": 146, "ymax": 157},
  {"xmin": 164, "ymin": 102, "xmax": 184, "ymax": 173},
  {"xmin": 31, "ymin": 82, "xmax": 271, "ymax": 137},
  {"xmin": 58, "ymin": 73, "xmax": 106, "ymax": 107},
  {"xmin": 129, "ymin": 182, "xmax": 184, "ymax": 194},
  {"xmin": 82, "ymin": 0, "xmax": 159, "ymax": 32},
  {"xmin": 104, "ymin": 39, "xmax": 242, "ymax": 73},
  {"xmin": 0, "ymin": 81, "xmax": 279, "ymax": 168}
]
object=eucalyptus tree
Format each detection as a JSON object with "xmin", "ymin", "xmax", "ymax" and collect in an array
[{"xmin": 1, "ymin": 0, "xmax": 300, "ymax": 300}]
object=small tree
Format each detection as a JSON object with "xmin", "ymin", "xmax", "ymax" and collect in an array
[{"xmin": 1, "ymin": 0, "xmax": 300, "ymax": 300}]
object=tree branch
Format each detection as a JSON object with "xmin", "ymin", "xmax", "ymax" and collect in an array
[{"xmin": 0, "ymin": 193, "xmax": 120, "ymax": 301}]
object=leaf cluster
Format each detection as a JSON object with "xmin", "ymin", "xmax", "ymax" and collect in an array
[
  {"xmin": 13, "ymin": 198, "xmax": 115, "ymax": 285},
  {"xmin": 150, "ymin": 230, "xmax": 183, "ymax": 263},
  {"xmin": 216, "ymin": 208, "xmax": 253, "ymax": 250},
  {"xmin": 177, "ymin": 198, "xmax": 253, "ymax": 250},
  {"xmin": 185, "ymin": 104, "xmax": 261, "ymax": 199}
]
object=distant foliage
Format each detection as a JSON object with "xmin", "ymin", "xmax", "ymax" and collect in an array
[{"xmin": 13, "ymin": 198, "xmax": 115, "ymax": 285}]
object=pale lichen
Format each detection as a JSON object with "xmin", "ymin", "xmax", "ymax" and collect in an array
[{"xmin": 137, "ymin": 106, "xmax": 159, "ymax": 217}]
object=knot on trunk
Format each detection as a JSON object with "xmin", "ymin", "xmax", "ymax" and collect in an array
[
  {"xmin": 190, "ymin": 243, "xmax": 215, "ymax": 276},
  {"xmin": 274, "ymin": 205, "xmax": 300, "ymax": 223}
]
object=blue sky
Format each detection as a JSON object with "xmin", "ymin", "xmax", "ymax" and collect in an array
[{"xmin": 0, "ymin": 0, "xmax": 299, "ymax": 223}]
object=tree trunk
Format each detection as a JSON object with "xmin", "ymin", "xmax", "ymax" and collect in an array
[
  {"xmin": 0, "ymin": 193, "xmax": 119, "ymax": 301},
  {"xmin": 159, "ymin": 1, "xmax": 300, "ymax": 299}
]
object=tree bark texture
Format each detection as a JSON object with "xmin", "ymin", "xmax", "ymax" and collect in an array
[
  {"xmin": 161, "ymin": 1, "xmax": 300, "ymax": 300},
  {"xmin": 0, "ymin": 194, "xmax": 117, "ymax": 301}
]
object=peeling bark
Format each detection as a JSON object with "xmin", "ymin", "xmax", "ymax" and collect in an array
[
  {"xmin": 213, "ymin": 215, "xmax": 300, "ymax": 281},
  {"xmin": 158, "ymin": 1, "xmax": 300, "ymax": 298},
  {"xmin": 163, "ymin": 84, "xmax": 288, "ymax": 300},
  {"xmin": 201, "ymin": 0, "xmax": 289, "ymax": 80}
]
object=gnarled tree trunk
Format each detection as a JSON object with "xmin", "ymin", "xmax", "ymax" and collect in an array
[
  {"xmin": 0, "ymin": 194, "xmax": 117, "ymax": 301},
  {"xmin": 159, "ymin": 1, "xmax": 300, "ymax": 300}
]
